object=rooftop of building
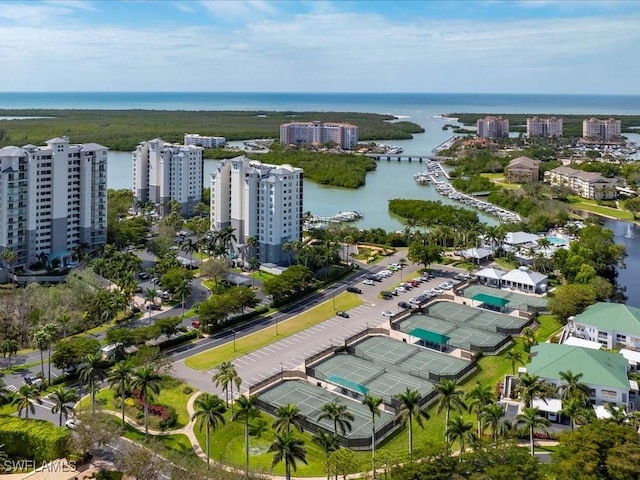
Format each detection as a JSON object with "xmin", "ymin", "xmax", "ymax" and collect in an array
[
  {"xmin": 507, "ymin": 156, "xmax": 540, "ymax": 168},
  {"xmin": 526, "ymin": 343, "xmax": 629, "ymax": 391},
  {"xmin": 573, "ymin": 302, "xmax": 640, "ymax": 337}
]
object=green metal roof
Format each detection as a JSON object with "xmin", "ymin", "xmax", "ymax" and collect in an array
[
  {"xmin": 326, "ymin": 374, "xmax": 369, "ymax": 395},
  {"xmin": 573, "ymin": 302, "xmax": 640, "ymax": 337},
  {"xmin": 409, "ymin": 328, "xmax": 451, "ymax": 346},
  {"xmin": 472, "ymin": 293, "xmax": 510, "ymax": 307},
  {"xmin": 526, "ymin": 343, "xmax": 629, "ymax": 391}
]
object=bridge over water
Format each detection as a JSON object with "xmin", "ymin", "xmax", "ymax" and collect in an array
[{"xmin": 365, "ymin": 154, "xmax": 451, "ymax": 162}]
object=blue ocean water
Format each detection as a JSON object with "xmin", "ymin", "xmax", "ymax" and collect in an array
[{"xmin": 0, "ymin": 92, "xmax": 639, "ymax": 116}]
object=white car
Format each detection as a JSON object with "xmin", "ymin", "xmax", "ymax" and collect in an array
[
  {"xmin": 382, "ymin": 311, "xmax": 394, "ymax": 318},
  {"xmin": 431, "ymin": 288, "xmax": 444, "ymax": 295},
  {"xmin": 379, "ymin": 270, "xmax": 392, "ymax": 277},
  {"xmin": 65, "ymin": 419, "xmax": 80, "ymax": 429},
  {"xmin": 439, "ymin": 282, "xmax": 452, "ymax": 289},
  {"xmin": 363, "ymin": 279, "xmax": 375, "ymax": 286},
  {"xmin": 396, "ymin": 286, "xmax": 407, "ymax": 293}
]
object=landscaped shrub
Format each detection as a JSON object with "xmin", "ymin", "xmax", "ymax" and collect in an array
[
  {"xmin": 182, "ymin": 386, "xmax": 193, "ymax": 395},
  {"xmin": 159, "ymin": 406, "xmax": 177, "ymax": 430},
  {"xmin": 0, "ymin": 415, "xmax": 69, "ymax": 462}
]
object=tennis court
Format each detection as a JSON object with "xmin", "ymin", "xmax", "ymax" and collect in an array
[
  {"xmin": 427, "ymin": 301, "xmax": 528, "ymax": 333},
  {"xmin": 310, "ymin": 353, "xmax": 434, "ymax": 404},
  {"xmin": 460, "ymin": 285, "xmax": 548, "ymax": 311},
  {"xmin": 257, "ymin": 379, "xmax": 395, "ymax": 440},
  {"xmin": 350, "ymin": 336, "xmax": 471, "ymax": 381},
  {"xmin": 398, "ymin": 314, "xmax": 507, "ymax": 352}
]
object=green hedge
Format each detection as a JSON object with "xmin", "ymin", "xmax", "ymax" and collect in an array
[{"xmin": 0, "ymin": 415, "xmax": 69, "ymax": 462}]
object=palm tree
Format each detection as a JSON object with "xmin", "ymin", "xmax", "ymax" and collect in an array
[
  {"xmin": 466, "ymin": 381, "xmax": 496, "ymax": 437},
  {"xmin": 318, "ymin": 401, "xmax": 354, "ymax": 436},
  {"xmin": 362, "ymin": 394, "xmax": 382, "ymax": 478},
  {"xmin": 13, "ymin": 384, "xmax": 42, "ymax": 419},
  {"xmin": 49, "ymin": 386, "xmax": 78, "ymax": 426},
  {"xmin": 398, "ymin": 257, "xmax": 407, "ymax": 282},
  {"xmin": 108, "ymin": 361, "xmax": 133, "ymax": 427},
  {"xmin": 481, "ymin": 403, "xmax": 512, "ymax": 446},
  {"xmin": 395, "ymin": 388, "xmax": 429, "ymax": 461},
  {"xmin": 58, "ymin": 313, "xmax": 72, "ymax": 339},
  {"xmin": 520, "ymin": 327, "xmax": 537, "ymax": 353},
  {"xmin": 605, "ymin": 403, "xmax": 630, "ymax": 425},
  {"xmin": 504, "ymin": 350, "xmax": 525, "ymax": 376},
  {"xmin": 558, "ymin": 370, "xmax": 591, "ymax": 404},
  {"xmin": 32, "ymin": 329, "xmax": 50, "ymax": 380},
  {"xmin": 515, "ymin": 373, "xmax": 552, "ymax": 409},
  {"xmin": 192, "ymin": 393, "xmax": 226, "ymax": 468},
  {"xmin": 283, "ymin": 242, "xmax": 293, "ymax": 266},
  {"xmin": 312, "ymin": 431, "xmax": 340, "ymax": 480},
  {"xmin": 245, "ymin": 236, "xmax": 257, "ymax": 265},
  {"xmin": 560, "ymin": 396, "xmax": 589, "ymax": 431},
  {"xmin": 212, "ymin": 361, "xmax": 241, "ymax": 410},
  {"xmin": 130, "ymin": 366, "xmax": 163, "ymax": 441},
  {"xmin": 232, "ymin": 394, "xmax": 260, "ymax": 477},
  {"xmin": 445, "ymin": 415, "xmax": 476, "ymax": 457},
  {"xmin": 174, "ymin": 278, "xmax": 191, "ymax": 317},
  {"xmin": 269, "ymin": 432, "xmax": 308, "ymax": 480},
  {"xmin": 78, "ymin": 352, "xmax": 107, "ymax": 412},
  {"xmin": 2, "ymin": 338, "xmax": 18, "ymax": 367},
  {"xmin": 515, "ymin": 407, "xmax": 550, "ymax": 455},
  {"xmin": 434, "ymin": 379, "xmax": 467, "ymax": 440},
  {"xmin": 182, "ymin": 238, "xmax": 199, "ymax": 267},
  {"xmin": 273, "ymin": 403, "xmax": 305, "ymax": 435}
]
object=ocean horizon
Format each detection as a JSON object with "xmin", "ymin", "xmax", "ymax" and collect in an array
[{"xmin": 0, "ymin": 91, "xmax": 639, "ymax": 116}]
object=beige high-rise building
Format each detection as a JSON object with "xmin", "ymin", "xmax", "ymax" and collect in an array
[
  {"xmin": 526, "ymin": 117, "xmax": 563, "ymax": 137},
  {"xmin": 583, "ymin": 118, "xmax": 622, "ymax": 141},
  {"xmin": 280, "ymin": 121, "xmax": 358, "ymax": 149},
  {"xmin": 476, "ymin": 116, "xmax": 509, "ymax": 139}
]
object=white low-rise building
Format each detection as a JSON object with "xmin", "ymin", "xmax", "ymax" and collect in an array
[
  {"xmin": 567, "ymin": 302, "xmax": 640, "ymax": 349},
  {"xmin": 184, "ymin": 133, "xmax": 226, "ymax": 148},
  {"xmin": 524, "ymin": 343, "xmax": 632, "ymax": 410}
]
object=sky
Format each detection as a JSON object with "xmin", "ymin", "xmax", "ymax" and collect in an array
[{"xmin": 1, "ymin": 0, "xmax": 639, "ymax": 94}]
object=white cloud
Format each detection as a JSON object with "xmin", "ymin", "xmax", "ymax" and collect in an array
[
  {"xmin": 0, "ymin": 8, "xmax": 638, "ymax": 93},
  {"xmin": 198, "ymin": 0, "xmax": 278, "ymax": 21}
]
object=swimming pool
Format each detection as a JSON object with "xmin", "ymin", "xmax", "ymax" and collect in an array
[{"xmin": 546, "ymin": 236, "xmax": 568, "ymax": 246}]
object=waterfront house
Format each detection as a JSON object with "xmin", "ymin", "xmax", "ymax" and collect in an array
[
  {"xmin": 567, "ymin": 302, "xmax": 640, "ymax": 350},
  {"xmin": 505, "ymin": 156, "xmax": 540, "ymax": 183}
]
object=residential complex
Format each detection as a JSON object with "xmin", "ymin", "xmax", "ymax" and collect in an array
[
  {"xmin": 544, "ymin": 165, "xmax": 621, "ymax": 200},
  {"xmin": 133, "ymin": 138, "xmax": 203, "ymax": 216},
  {"xmin": 505, "ymin": 156, "xmax": 540, "ymax": 183},
  {"xmin": 184, "ymin": 133, "xmax": 226, "ymax": 148},
  {"xmin": 280, "ymin": 121, "xmax": 359, "ymax": 150},
  {"xmin": 0, "ymin": 137, "xmax": 108, "ymax": 269},
  {"xmin": 566, "ymin": 302, "xmax": 640, "ymax": 350},
  {"xmin": 526, "ymin": 117, "xmax": 563, "ymax": 137},
  {"xmin": 210, "ymin": 156, "xmax": 303, "ymax": 265},
  {"xmin": 523, "ymin": 343, "xmax": 632, "ymax": 410},
  {"xmin": 476, "ymin": 116, "xmax": 509, "ymax": 139},
  {"xmin": 583, "ymin": 117, "xmax": 622, "ymax": 141}
]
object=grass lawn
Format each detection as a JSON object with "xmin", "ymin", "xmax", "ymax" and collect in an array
[
  {"xmin": 80, "ymin": 377, "xmax": 197, "ymax": 429},
  {"xmin": 480, "ymin": 173, "xmax": 521, "ymax": 190},
  {"xmin": 195, "ymin": 409, "xmax": 369, "ymax": 476},
  {"xmin": 493, "ymin": 257, "xmax": 519, "ymax": 271},
  {"xmin": 123, "ymin": 424, "xmax": 194, "ymax": 453},
  {"xmin": 249, "ymin": 270, "xmax": 276, "ymax": 281},
  {"xmin": 534, "ymin": 314, "xmax": 563, "ymax": 341},
  {"xmin": 185, "ymin": 292, "xmax": 363, "ymax": 371},
  {"xmin": 566, "ymin": 195, "xmax": 634, "ymax": 221}
]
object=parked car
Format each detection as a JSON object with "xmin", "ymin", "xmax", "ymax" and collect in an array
[
  {"xmin": 398, "ymin": 301, "xmax": 411, "ymax": 309},
  {"xmin": 363, "ymin": 279, "xmax": 375, "ymax": 286},
  {"xmin": 65, "ymin": 419, "xmax": 80, "ymax": 429},
  {"xmin": 24, "ymin": 375, "xmax": 43, "ymax": 388},
  {"xmin": 381, "ymin": 292, "xmax": 393, "ymax": 300},
  {"xmin": 382, "ymin": 311, "xmax": 394, "ymax": 318},
  {"xmin": 346, "ymin": 286, "xmax": 362, "ymax": 294},
  {"xmin": 336, "ymin": 311, "xmax": 350, "ymax": 318},
  {"xmin": 431, "ymin": 288, "xmax": 444, "ymax": 294}
]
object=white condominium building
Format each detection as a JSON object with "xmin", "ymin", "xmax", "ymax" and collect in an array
[
  {"xmin": 133, "ymin": 138, "xmax": 203, "ymax": 216},
  {"xmin": 476, "ymin": 116, "xmax": 509, "ymax": 139},
  {"xmin": 526, "ymin": 117, "xmax": 563, "ymax": 137},
  {"xmin": 184, "ymin": 133, "xmax": 226, "ymax": 148},
  {"xmin": 0, "ymin": 136, "xmax": 108, "ymax": 269},
  {"xmin": 280, "ymin": 121, "xmax": 359, "ymax": 150},
  {"xmin": 210, "ymin": 156, "xmax": 303, "ymax": 265},
  {"xmin": 583, "ymin": 118, "xmax": 622, "ymax": 141}
]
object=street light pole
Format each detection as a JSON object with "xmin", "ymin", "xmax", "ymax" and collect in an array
[
  {"xmin": 275, "ymin": 316, "xmax": 279, "ymax": 336},
  {"xmin": 232, "ymin": 330, "xmax": 236, "ymax": 352}
]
